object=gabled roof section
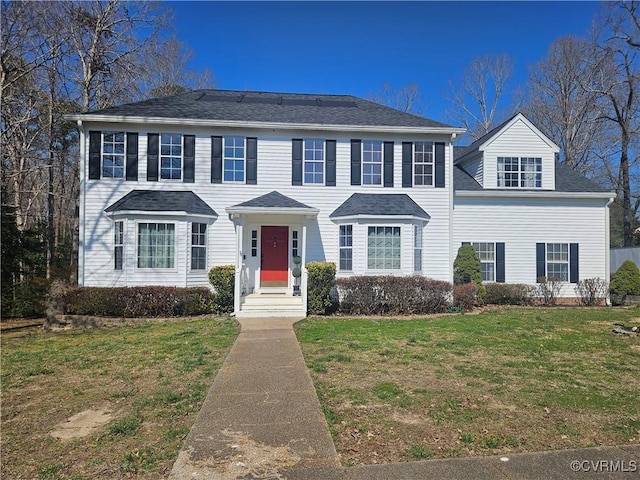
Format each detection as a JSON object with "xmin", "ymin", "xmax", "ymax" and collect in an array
[
  {"xmin": 226, "ymin": 191, "xmax": 319, "ymax": 216},
  {"xmin": 105, "ymin": 190, "xmax": 217, "ymax": 216},
  {"xmin": 454, "ymin": 113, "xmax": 559, "ymax": 164},
  {"xmin": 330, "ymin": 194, "xmax": 430, "ymax": 220},
  {"xmin": 68, "ymin": 89, "xmax": 464, "ymax": 133},
  {"xmin": 233, "ymin": 191, "xmax": 313, "ymax": 209}
]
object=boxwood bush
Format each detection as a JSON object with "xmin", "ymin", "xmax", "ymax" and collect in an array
[
  {"xmin": 337, "ymin": 275, "xmax": 452, "ymax": 315},
  {"xmin": 208, "ymin": 265, "xmax": 235, "ymax": 313},
  {"xmin": 307, "ymin": 261, "xmax": 336, "ymax": 315},
  {"xmin": 62, "ymin": 286, "xmax": 216, "ymax": 317}
]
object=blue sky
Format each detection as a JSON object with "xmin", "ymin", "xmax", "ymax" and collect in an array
[{"xmin": 167, "ymin": 1, "xmax": 601, "ymax": 122}]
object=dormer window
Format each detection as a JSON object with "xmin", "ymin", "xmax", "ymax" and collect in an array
[{"xmin": 497, "ymin": 157, "xmax": 541, "ymax": 188}]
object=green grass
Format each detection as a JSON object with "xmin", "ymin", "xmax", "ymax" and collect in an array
[
  {"xmin": 296, "ymin": 306, "xmax": 640, "ymax": 465},
  {"xmin": 1, "ymin": 317, "xmax": 239, "ymax": 480}
]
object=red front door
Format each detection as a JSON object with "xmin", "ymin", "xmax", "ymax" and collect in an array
[{"xmin": 260, "ymin": 226, "xmax": 289, "ymax": 287}]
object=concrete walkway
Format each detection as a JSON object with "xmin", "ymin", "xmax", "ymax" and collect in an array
[{"xmin": 169, "ymin": 317, "xmax": 639, "ymax": 480}]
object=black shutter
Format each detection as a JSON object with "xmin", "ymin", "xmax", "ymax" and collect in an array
[
  {"xmin": 384, "ymin": 141, "xmax": 394, "ymax": 187},
  {"xmin": 246, "ymin": 137, "xmax": 257, "ymax": 185},
  {"xmin": 536, "ymin": 243, "xmax": 546, "ymax": 282},
  {"xmin": 292, "ymin": 139, "xmax": 302, "ymax": 185},
  {"xmin": 435, "ymin": 142, "xmax": 445, "ymax": 188},
  {"xmin": 326, "ymin": 140, "xmax": 336, "ymax": 186},
  {"xmin": 402, "ymin": 142, "xmax": 413, "ymax": 187},
  {"xmin": 183, "ymin": 134, "xmax": 195, "ymax": 183},
  {"xmin": 211, "ymin": 136, "xmax": 222, "ymax": 184},
  {"xmin": 147, "ymin": 133, "xmax": 159, "ymax": 181},
  {"xmin": 496, "ymin": 242, "xmax": 505, "ymax": 283},
  {"xmin": 88, "ymin": 131, "xmax": 101, "ymax": 180},
  {"xmin": 350, "ymin": 139, "xmax": 361, "ymax": 186},
  {"xmin": 125, "ymin": 132, "xmax": 138, "ymax": 181},
  {"xmin": 570, "ymin": 243, "xmax": 579, "ymax": 283}
]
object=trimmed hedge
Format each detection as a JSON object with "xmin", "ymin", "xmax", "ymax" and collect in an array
[
  {"xmin": 62, "ymin": 286, "xmax": 216, "ymax": 317},
  {"xmin": 307, "ymin": 261, "xmax": 336, "ymax": 315},
  {"xmin": 484, "ymin": 283, "xmax": 536, "ymax": 306},
  {"xmin": 453, "ymin": 283, "xmax": 479, "ymax": 312},
  {"xmin": 337, "ymin": 275, "xmax": 452, "ymax": 315},
  {"xmin": 208, "ymin": 265, "xmax": 235, "ymax": 313}
]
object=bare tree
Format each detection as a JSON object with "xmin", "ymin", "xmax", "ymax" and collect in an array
[
  {"xmin": 368, "ymin": 83, "xmax": 426, "ymax": 114},
  {"xmin": 446, "ymin": 53, "xmax": 515, "ymax": 140},
  {"xmin": 141, "ymin": 36, "xmax": 215, "ymax": 99},
  {"xmin": 587, "ymin": 1, "xmax": 640, "ymax": 247},
  {"xmin": 521, "ymin": 36, "xmax": 604, "ymax": 175}
]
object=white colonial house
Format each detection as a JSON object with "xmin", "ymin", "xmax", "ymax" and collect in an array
[{"xmin": 68, "ymin": 90, "xmax": 614, "ymax": 317}]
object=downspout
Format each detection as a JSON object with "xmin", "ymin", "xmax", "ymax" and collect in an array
[
  {"xmin": 605, "ymin": 196, "xmax": 615, "ymax": 305},
  {"xmin": 448, "ymin": 133, "xmax": 457, "ymax": 284}
]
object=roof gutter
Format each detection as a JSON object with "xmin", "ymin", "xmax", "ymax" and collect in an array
[
  {"xmin": 455, "ymin": 190, "xmax": 616, "ymax": 200},
  {"xmin": 64, "ymin": 114, "xmax": 466, "ymax": 135}
]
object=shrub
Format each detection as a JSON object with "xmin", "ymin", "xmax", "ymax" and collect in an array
[
  {"xmin": 609, "ymin": 260, "xmax": 640, "ymax": 305},
  {"xmin": 62, "ymin": 287, "xmax": 216, "ymax": 317},
  {"xmin": 537, "ymin": 276, "xmax": 563, "ymax": 306},
  {"xmin": 575, "ymin": 278, "xmax": 608, "ymax": 306},
  {"xmin": 453, "ymin": 245, "xmax": 482, "ymax": 285},
  {"xmin": 453, "ymin": 283, "xmax": 478, "ymax": 312},
  {"xmin": 208, "ymin": 265, "xmax": 235, "ymax": 313},
  {"xmin": 307, "ymin": 261, "xmax": 336, "ymax": 315},
  {"xmin": 337, "ymin": 276, "xmax": 452, "ymax": 315},
  {"xmin": 484, "ymin": 283, "xmax": 536, "ymax": 306}
]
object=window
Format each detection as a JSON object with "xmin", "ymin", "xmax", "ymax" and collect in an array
[
  {"xmin": 292, "ymin": 230, "xmax": 299, "ymax": 258},
  {"xmin": 224, "ymin": 136, "xmax": 245, "ymax": 182},
  {"xmin": 546, "ymin": 243, "xmax": 568, "ymax": 281},
  {"xmin": 473, "ymin": 242, "xmax": 495, "ymax": 282},
  {"xmin": 102, "ymin": 131, "xmax": 125, "ymax": 178},
  {"xmin": 497, "ymin": 157, "xmax": 542, "ymax": 188},
  {"xmin": 137, "ymin": 223, "xmax": 175, "ymax": 268},
  {"xmin": 251, "ymin": 230, "xmax": 258, "ymax": 257},
  {"xmin": 160, "ymin": 133, "xmax": 182, "ymax": 180},
  {"xmin": 362, "ymin": 140, "xmax": 383, "ymax": 185},
  {"xmin": 414, "ymin": 225, "xmax": 422, "ymax": 272},
  {"xmin": 368, "ymin": 226, "xmax": 401, "ymax": 270},
  {"xmin": 339, "ymin": 225, "xmax": 353, "ymax": 271},
  {"xmin": 114, "ymin": 221, "xmax": 124, "ymax": 270},
  {"xmin": 191, "ymin": 223, "xmax": 207, "ymax": 270},
  {"xmin": 414, "ymin": 141, "xmax": 434, "ymax": 186},
  {"xmin": 304, "ymin": 139, "xmax": 324, "ymax": 184}
]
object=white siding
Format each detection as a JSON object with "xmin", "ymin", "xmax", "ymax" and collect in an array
[
  {"xmin": 81, "ymin": 124, "xmax": 454, "ymax": 287},
  {"xmin": 453, "ymin": 196, "xmax": 610, "ymax": 297},
  {"xmin": 482, "ymin": 118, "xmax": 556, "ymax": 190},
  {"xmin": 458, "ymin": 152, "xmax": 484, "ymax": 187}
]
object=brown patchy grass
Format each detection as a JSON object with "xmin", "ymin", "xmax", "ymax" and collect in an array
[
  {"xmin": 1, "ymin": 317, "xmax": 239, "ymax": 479},
  {"xmin": 295, "ymin": 306, "xmax": 640, "ymax": 466}
]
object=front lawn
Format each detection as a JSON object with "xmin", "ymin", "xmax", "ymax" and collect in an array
[
  {"xmin": 1, "ymin": 317, "xmax": 239, "ymax": 479},
  {"xmin": 295, "ymin": 307, "xmax": 640, "ymax": 466}
]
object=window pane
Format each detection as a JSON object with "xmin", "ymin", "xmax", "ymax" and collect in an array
[
  {"xmin": 138, "ymin": 223, "xmax": 175, "ymax": 268},
  {"xmin": 368, "ymin": 226, "xmax": 401, "ymax": 270}
]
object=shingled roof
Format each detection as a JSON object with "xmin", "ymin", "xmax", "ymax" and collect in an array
[
  {"xmin": 330, "ymin": 194, "xmax": 430, "ymax": 220},
  {"xmin": 77, "ymin": 89, "xmax": 456, "ymax": 129},
  {"xmin": 105, "ymin": 190, "xmax": 217, "ymax": 216},
  {"xmin": 232, "ymin": 191, "xmax": 313, "ymax": 209},
  {"xmin": 453, "ymin": 162, "xmax": 611, "ymax": 194}
]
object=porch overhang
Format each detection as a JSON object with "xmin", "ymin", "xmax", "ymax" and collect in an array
[{"xmin": 225, "ymin": 191, "xmax": 319, "ymax": 219}]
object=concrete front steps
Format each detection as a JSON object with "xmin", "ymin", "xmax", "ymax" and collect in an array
[{"xmin": 237, "ymin": 292, "xmax": 305, "ymax": 318}]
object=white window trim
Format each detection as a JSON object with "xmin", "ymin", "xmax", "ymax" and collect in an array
[
  {"xmin": 362, "ymin": 140, "xmax": 383, "ymax": 187},
  {"xmin": 136, "ymin": 221, "xmax": 178, "ymax": 270},
  {"xmin": 413, "ymin": 141, "xmax": 435, "ymax": 187},
  {"xmin": 339, "ymin": 225, "xmax": 353, "ymax": 272},
  {"xmin": 160, "ymin": 133, "xmax": 183, "ymax": 181},
  {"xmin": 303, "ymin": 138, "xmax": 325, "ymax": 185},
  {"xmin": 497, "ymin": 156, "xmax": 542, "ymax": 189},
  {"xmin": 190, "ymin": 222, "xmax": 207, "ymax": 272},
  {"xmin": 546, "ymin": 242, "xmax": 569, "ymax": 282},
  {"xmin": 223, "ymin": 136, "xmax": 246, "ymax": 184},
  {"xmin": 114, "ymin": 220, "xmax": 124, "ymax": 270},
  {"xmin": 102, "ymin": 131, "xmax": 126, "ymax": 180},
  {"xmin": 366, "ymin": 225, "xmax": 402, "ymax": 272},
  {"xmin": 472, "ymin": 242, "xmax": 496, "ymax": 282}
]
